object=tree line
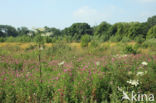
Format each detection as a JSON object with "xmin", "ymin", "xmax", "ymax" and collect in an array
[{"xmin": 0, "ymin": 15, "xmax": 156, "ymax": 43}]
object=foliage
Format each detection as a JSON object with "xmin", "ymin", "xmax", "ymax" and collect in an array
[
  {"xmin": 123, "ymin": 45, "xmax": 139, "ymax": 54},
  {"xmin": 121, "ymin": 37, "xmax": 132, "ymax": 43},
  {"xmin": 80, "ymin": 34, "xmax": 90, "ymax": 47},
  {"xmin": 0, "ymin": 43, "xmax": 155, "ymax": 102},
  {"xmin": 142, "ymin": 38, "xmax": 156, "ymax": 48},
  {"xmin": 94, "ymin": 21, "xmax": 111, "ymax": 36},
  {"xmin": 110, "ymin": 35, "xmax": 122, "ymax": 42},
  {"xmin": 62, "ymin": 23, "xmax": 93, "ymax": 40},
  {"xmin": 146, "ymin": 25, "xmax": 156, "ymax": 39},
  {"xmin": 0, "ymin": 15, "xmax": 156, "ymax": 42},
  {"xmin": 134, "ymin": 35, "xmax": 145, "ymax": 44},
  {"xmin": 0, "ymin": 25, "xmax": 18, "ymax": 37}
]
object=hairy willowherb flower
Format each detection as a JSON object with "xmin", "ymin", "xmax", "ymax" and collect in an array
[
  {"xmin": 141, "ymin": 61, "xmax": 148, "ymax": 66},
  {"xmin": 127, "ymin": 79, "xmax": 139, "ymax": 87}
]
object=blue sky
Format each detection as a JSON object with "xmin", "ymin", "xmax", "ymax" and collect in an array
[{"xmin": 0, "ymin": 0, "xmax": 156, "ymax": 29}]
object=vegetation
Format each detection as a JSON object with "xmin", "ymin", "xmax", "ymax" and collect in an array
[
  {"xmin": 0, "ymin": 41, "xmax": 156, "ymax": 102},
  {"xmin": 0, "ymin": 15, "xmax": 156, "ymax": 103},
  {"xmin": 0, "ymin": 15, "xmax": 155, "ymax": 43}
]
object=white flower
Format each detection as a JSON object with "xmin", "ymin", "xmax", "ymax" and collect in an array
[
  {"xmin": 136, "ymin": 71, "xmax": 147, "ymax": 76},
  {"xmin": 117, "ymin": 86, "xmax": 123, "ymax": 92},
  {"xmin": 96, "ymin": 61, "xmax": 100, "ymax": 66},
  {"xmin": 39, "ymin": 47, "xmax": 44, "ymax": 50},
  {"xmin": 142, "ymin": 61, "xmax": 148, "ymax": 66},
  {"xmin": 41, "ymin": 32, "xmax": 52, "ymax": 37},
  {"xmin": 136, "ymin": 72, "xmax": 144, "ymax": 76},
  {"xmin": 58, "ymin": 61, "xmax": 64, "ymax": 66},
  {"xmin": 27, "ymin": 33, "xmax": 33, "ymax": 36},
  {"xmin": 128, "ymin": 71, "xmax": 133, "ymax": 75},
  {"xmin": 127, "ymin": 79, "xmax": 139, "ymax": 87},
  {"xmin": 37, "ymin": 28, "xmax": 45, "ymax": 32}
]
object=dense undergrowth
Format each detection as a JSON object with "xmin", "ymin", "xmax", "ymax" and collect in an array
[{"xmin": 0, "ymin": 41, "xmax": 156, "ymax": 103}]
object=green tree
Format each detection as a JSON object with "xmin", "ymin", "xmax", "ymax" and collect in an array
[
  {"xmin": 44, "ymin": 26, "xmax": 61, "ymax": 37},
  {"xmin": 147, "ymin": 15, "xmax": 156, "ymax": 28},
  {"xmin": 0, "ymin": 25, "xmax": 18, "ymax": 37},
  {"xmin": 94, "ymin": 22, "xmax": 111, "ymax": 41},
  {"xmin": 94, "ymin": 22, "xmax": 111, "ymax": 36},
  {"xmin": 127, "ymin": 22, "xmax": 145, "ymax": 39},
  {"xmin": 146, "ymin": 25, "xmax": 156, "ymax": 39},
  {"xmin": 17, "ymin": 27, "xmax": 30, "ymax": 36},
  {"xmin": 62, "ymin": 23, "xmax": 93, "ymax": 40}
]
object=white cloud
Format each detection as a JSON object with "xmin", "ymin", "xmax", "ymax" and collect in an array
[
  {"xmin": 73, "ymin": 6, "xmax": 126, "ymax": 25},
  {"xmin": 73, "ymin": 6, "xmax": 112, "ymax": 25}
]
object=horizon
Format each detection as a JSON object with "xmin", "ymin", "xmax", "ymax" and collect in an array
[{"xmin": 0, "ymin": 0, "xmax": 156, "ymax": 29}]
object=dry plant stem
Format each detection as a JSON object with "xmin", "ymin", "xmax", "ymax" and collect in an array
[{"xmin": 39, "ymin": 43, "xmax": 42, "ymax": 83}]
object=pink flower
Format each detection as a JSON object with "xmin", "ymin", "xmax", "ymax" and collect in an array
[
  {"xmin": 112, "ymin": 58, "xmax": 115, "ymax": 62},
  {"xmin": 56, "ymin": 77, "xmax": 59, "ymax": 80}
]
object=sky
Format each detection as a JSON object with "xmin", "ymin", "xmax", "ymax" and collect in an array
[{"xmin": 0, "ymin": 0, "xmax": 156, "ymax": 29}]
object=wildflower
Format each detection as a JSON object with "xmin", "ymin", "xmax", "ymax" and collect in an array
[
  {"xmin": 37, "ymin": 28, "xmax": 45, "ymax": 32},
  {"xmin": 55, "ymin": 77, "xmax": 59, "ymax": 80},
  {"xmin": 41, "ymin": 32, "xmax": 52, "ymax": 37},
  {"xmin": 136, "ymin": 72, "xmax": 144, "ymax": 76},
  {"xmin": 39, "ymin": 46, "xmax": 44, "ymax": 50},
  {"xmin": 141, "ymin": 61, "xmax": 148, "ymax": 66},
  {"xmin": 128, "ymin": 71, "xmax": 133, "ymax": 75},
  {"xmin": 27, "ymin": 33, "xmax": 33, "ymax": 36},
  {"xmin": 112, "ymin": 58, "xmax": 115, "ymax": 62},
  {"xmin": 117, "ymin": 86, "xmax": 123, "ymax": 92},
  {"xmin": 127, "ymin": 79, "xmax": 139, "ymax": 87},
  {"xmin": 136, "ymin": 71, "xmax": 147, "ymax": 76},
  {"xmin": 96, "ymin": 61, "xmax": 100, "ymax": 66},
  {"xmin": 64, "ymin": 69, "xmax": 71, "ymax": 72},
  {"xmin": 58, "ymin": 61, "xmax": 64, "ymax": 66}
]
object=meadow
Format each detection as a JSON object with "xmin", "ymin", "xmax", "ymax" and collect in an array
[{"xmin": 0, "ymin": 41, "xmax": 156, "ymax": 103}]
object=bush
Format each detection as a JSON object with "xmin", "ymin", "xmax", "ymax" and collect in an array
[
  {"xmin": 134, "ymin": 35, "xmax": 145, "ymax": 44},
  {"xmin": 146, "ymin": 25, "xmax": 156, "ymax": 39},
  {"xmin": 81, "ymin": 34, "xmax": 90, "ymax": 47},
  {"xmin": 89, "ymin": 40, "xmax": 100, "ymax": 48},
  {"xmin": 44, "ymin": 37, "xmax": 53, "ymax": 43},
  {"xmin": 5, "ymin": 36, "xmax": 15, "ymax": 42},
  {"xmin": 110, "ymin": 35, "xmax": 122, "ymax": 42},
  {"xmin": 100, "ymin": 35, "xmax": 109, "ymax": 42},
  {"xmin": 46, "ymin": 41, "xmax": 72, "ymax": 56},
  {"xmin": 121, "ymin": 37, "xmax": 131, "ymax": 43},
  {"xmin": 142, "ymin": 38, "xmax": 156, "ymax": 48},
  {"xmin": 0, "ymin": 37, "xmax": 5, "ymax": 42},
  {"xmin": 123, "ymin": 45, "xmax": 138, "ymax": 54}
]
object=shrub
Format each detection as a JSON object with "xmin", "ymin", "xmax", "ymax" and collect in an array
[
  {"xmin": 146, "ymin": 25, "xmax": 156, "ymax": 39},
  {"xmin": 142, "ymin": 38, "xmax": 156, "ymax": 48},
  {"xmin": 121, "ymin": 37, "xmax": 131, "ymax": 43},
  {"xmin": 0, "ymin": 37, "xmax": 5, "ymax": 42},
  {"xmin": 5, "ymin": 36, "xmax": 15, "ymax": 42},
  {"xmin": 81, "ymin": 34, "xmax": 90, "ymax": 47},
  {"xmin": 123, "ymin": 45, "xmax": 138, "ymax": 54},
  {"xmin": 134, "ymin": 35, "xmax": 145, "ymax": 44},
  {"xmin": 46, "ymin": 41, "xmax": 71, "ymax": 56},
  {"xmin": 44, "ymin": 37, "xmax": 52, "ymax": 43},
  {"xmin": 110, "ymin": 35, "xmax": 122, "ymax": 42},
  {"xmin": 89, "ymin": 40, "xmax": 100, "ymax": 48},
  {"xmin": 100, "ymin": 35, "xmax": 109, "ymax": 42}
]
